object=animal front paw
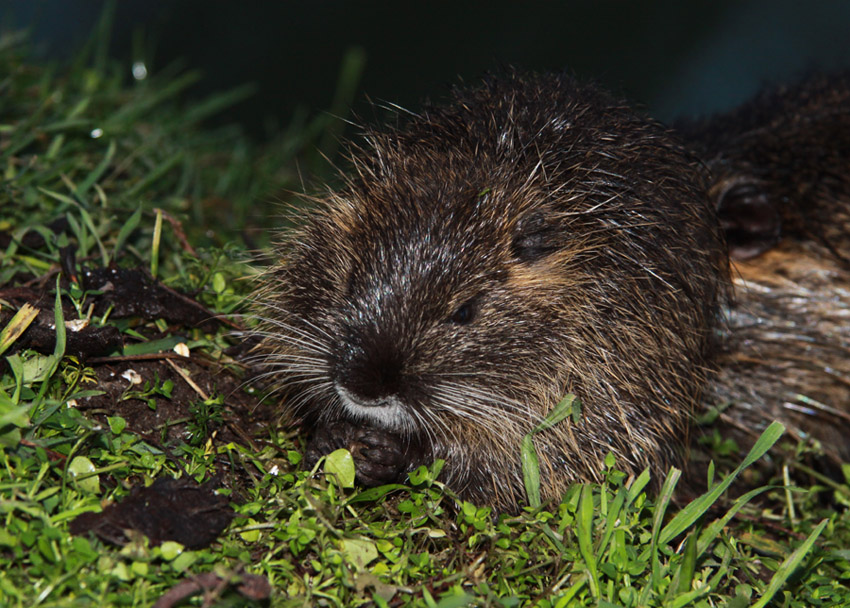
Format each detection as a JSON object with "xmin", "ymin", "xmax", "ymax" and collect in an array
[{"xmin": 305, "ymin": 421, "xmax": 424, "ymax": 486}]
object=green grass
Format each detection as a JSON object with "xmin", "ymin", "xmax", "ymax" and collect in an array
[{"xmin": 1, "ymin": 19, "xmax": 850, "ymax": 608}]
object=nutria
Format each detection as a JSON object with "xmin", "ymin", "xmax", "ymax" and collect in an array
[
  {"xmin": 257, "ymin": 71, "xmax": 729, "ymax": 510},
  {"xmin": 257, "ymin": 70, "xmax": 849, "ymax": 510},
  {"xmin": 681, "ymin": 73, "xmax": 850, "ymax": 465}
]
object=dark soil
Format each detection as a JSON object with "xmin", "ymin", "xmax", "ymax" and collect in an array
[{"xmin": 2, "ymin": 264, "xmax": 283, "ymax": 549}]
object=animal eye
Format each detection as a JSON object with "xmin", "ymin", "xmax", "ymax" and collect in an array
[{"xmin": 449, "ymin": 300, "xmax": 476, "ymax": 325}]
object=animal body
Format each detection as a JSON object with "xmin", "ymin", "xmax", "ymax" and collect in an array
[
  {"xmin": 257, "ymin": 71, "xmax": 850, "ymax": 510},
  {"xmin": 683, "ymin": 73, "xmax": 850, "ymax": 465}
]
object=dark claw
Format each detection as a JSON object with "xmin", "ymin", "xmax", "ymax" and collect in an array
[{"xmin": 303, "ymin": 421, "xmax": 350, "ymax": 470}]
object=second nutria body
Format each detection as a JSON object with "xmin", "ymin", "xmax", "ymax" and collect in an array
[
  {"xmin": 684, "ymin": 73, "xmax": 850, "ymax": 465},
  {"xmin": 259, "ymin": 71, "xmax": 850, "ymax": 510}
]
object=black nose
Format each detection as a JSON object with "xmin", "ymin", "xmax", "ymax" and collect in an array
[{"xmin": 336, "ymin": 342, "xmax": 404, "ymax": 404}]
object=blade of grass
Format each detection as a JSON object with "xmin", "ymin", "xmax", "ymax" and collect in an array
[
  {"xmin": 696, "ymin": 485, "xmax": 772, "ymax": 556},
  {"xmin": 151, "ymin": 208, "xmax": 163, "ymax": 279},
  {"xmin": 70, "ymin": 0, "xmax": 115, "ymax": 76},
  {"xmin": 751, "ymin": 518, "xmax": 827, "ymax": 608},
  {"xmin": 576, "ymin": 483, "xmax": 599, "ymax": 597},
  {"xmin": 521, "ymin": 433, "xmax": 542, "ymax": 509},
  {"xmin": 105, "ymin": 72, "xmax": 201, "ymax": 127},
  {"xmin": 8, "ymin": 353, "xmax": 24, "ymax": 404},
  {"xmin": 626, "ymin": 467, "xmax": 651, "ymax": 505},
  {"xmin": 316, "ymin": 46, "xmax": 367, "ymax": 160},
  {"xmin": 124, "ymin": 151, "xmax": 183, "ymax": 199},
  {"xmin": 674, "ymin": 526, "xmax": 699, "ymax": 596},
  {"xmin": 38, "ymin": 186, "xmax": 77, "ymax": 207},
  {"xmin": 522, "ymin": 394, "xmax": 578, "ymax": 509},
  {"xmin": 74, "ymin": 203, "xmax": 109, "ymax": 266},
  {"xmin": 112, "ymin": 207, "xmax": 142, "ymax": 263},
  {"xmin": 597, "ymin": 486, "xmax": 626, "ymax": 557},
  {"xmin": 642, "ymin": 466, "xmax": 681, "ymax": 604},
  {"xmin": 45, "ymin": 133, "xmax": 65, "ymax": 160},
  {"xmin": 669, "ymin": 586, "xmax": 710, "ymax": 608},
  {"xmin": 181, "ymin": 84, "xmax": 257, "ymax": 126},
  {"xmin": 76, "ymin": 140, "xmax": 116, "ymax": 198},
  {"xmin": 659, "ymin": 421, "xmax": 784, "ymax": 545},
  {"xmin": 557, "ymin": 574, "xmax": 588, "ymax": 607},
  {"xmin": 0, "ymin": 303, "xmax": 39, "ymax": 357},
  {"xmin": 33, "ymin": 277, "xmax": 66, "ymax": 411},
  {"xmin": 41, "ymin": 118, "xmax": 91, "ymax": 133}
]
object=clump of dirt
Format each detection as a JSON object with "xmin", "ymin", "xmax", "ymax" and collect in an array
[{"xmin": 69, "ymin": 477, "xmax": 234, "ymax": 549}]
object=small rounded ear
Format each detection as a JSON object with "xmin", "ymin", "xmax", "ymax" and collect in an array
[
  {"xmin": 511, "ymin": 209, "xmax": 562, "ymax": 262},
  {"xmin": 711, "ymin": 177, "xmax": 781, "ymax": 260}
]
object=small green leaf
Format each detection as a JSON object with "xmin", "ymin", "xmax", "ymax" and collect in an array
[
  {"xmin": 325, "ymin": 448, "xmax": 356, "ymax": 489},
  {"xmin": 0, "ymin": 427, "xmax": 21, "ymax": 448},
  {"xmin": 68, "ymin": 456, "xmax": 100, "ymax": 493},
  {"xmin": 0, "ymin": 528, "xmax": 18, "ymax": 549},
  {"xmin": 18, "ymin": 353, "xmax": 59, "ymax": 384},
  {"xmin": 159, "ymin": 379, "xmax": 174, "ymax": 398},
  {"xmin": 340, "ymin": 537, "xmax": 379, "ymax": 569},
  {"xmin": 107, "ymin": 416, "xmax": 126, "ymax": 434},
  {"xmin": 212, "ymin": 271, "xmax": 226, "ymax": 294},
  {"xmin": 130, "ymin": 561, "xmax": 148, "ymax": 577},
  {"xmin": 0, "ymin": 391, "xmax": 30, "ymax": 428},
  {"xmin": 159, "ymin": 541, "xmax": 184, "ymax": 561},
  {"xmin": 433, "ymin": 593, "xmax": 475, "ymax": 608},
  {"xmin": 239, "ymin": 519, "xmax": 261, "ymax": 542},
  {"xmin": 171, "ymin": 550, "xmax": 198, "ymax": 572}
]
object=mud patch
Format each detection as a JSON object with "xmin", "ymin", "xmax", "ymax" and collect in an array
[{"xmin": 70, "ymin": 476, "xmax": 234, "ymax": 549}]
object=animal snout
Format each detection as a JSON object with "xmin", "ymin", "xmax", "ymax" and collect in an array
[{"xmin": 335, "ymin": 340, "xmax": 406, "ymax": 406}]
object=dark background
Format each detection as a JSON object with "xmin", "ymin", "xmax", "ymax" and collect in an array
[{"xmin": 4, "ymin": 0, "xmax": 850, "ymax": 139}]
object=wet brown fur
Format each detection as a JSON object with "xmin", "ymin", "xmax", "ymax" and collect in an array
[
  {"xmin": 257, "ymin": 70, "xmax": 850, "ymax": 511},
  {"xmin": 706, "ymin": 243, "xmax": 850, "ymax": 463},
  {"xmin": 685, "ymin": 73, "xmax": 850, "ymax": 466}
]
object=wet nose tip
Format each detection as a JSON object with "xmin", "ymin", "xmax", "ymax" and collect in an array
[{"xmin": 338, "ymin": 352, "xmax": 404, "ymax": 404}]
